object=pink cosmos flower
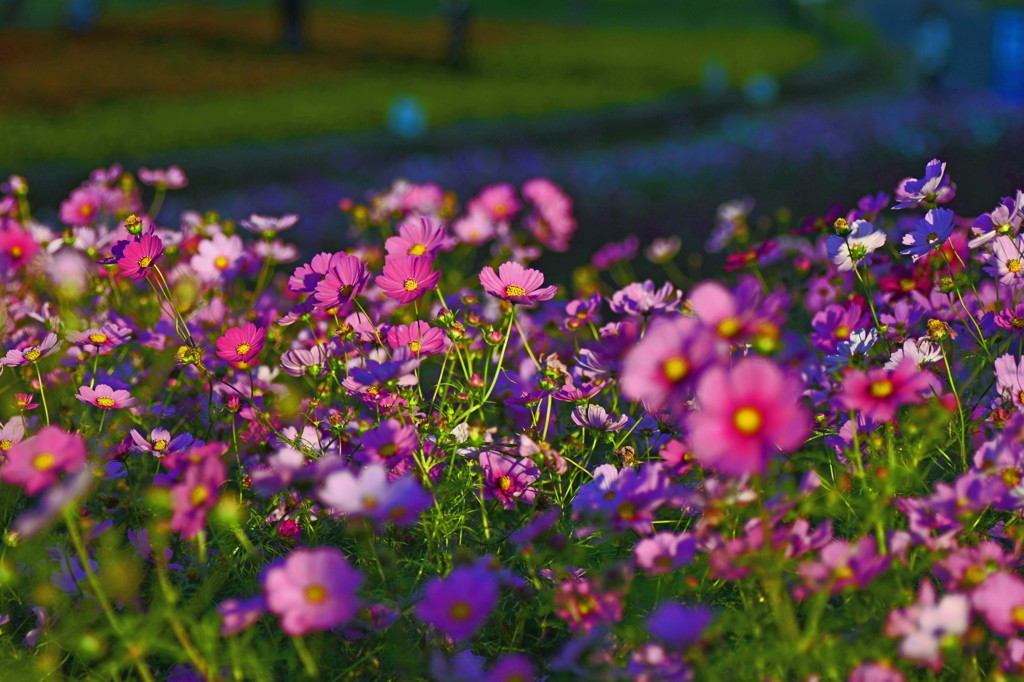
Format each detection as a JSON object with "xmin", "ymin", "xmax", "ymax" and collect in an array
[
  {"xmin": 479, "ymin": 261, "xmax": 557, "ymax": 306},
  {"xmin": 467, "ymin": 183, "xmax": 521, "ymax": 222},
  {"xmin": 138, "ymin": 165, "xmax": 188, "ymax": 189},
  {"xmin": 415, "ymin": 565, "xmax": 500, "ymax": 641},
  {"xmin": 634, "ymin": 532, "xmax": 697, "ymax": 574},
  {"xmin": 375, "ymin": 256, "xmax": 441, "ymax": 304},
  {"xmin": 114, "ymin": 234, "xmax": 163, "ymax": 280},
  {"xmin": 840, "ymin": 358, "xmax": 934, "ymax": 422},
  {"xmin": 241, "ymin": 213, "xmax": 299, "ymax": 236},
  {"xmin": 215, "ymin": 323, "xmax": 267, "ymax": 364},
  {"xmin": 619, "ymin": 316, "xmax": 717, "ymax": 415},
  {"xmin": 479, "ymin": 451, "xmax": 540, "ymax": 510},
  {"xmin": 0, "ymin": 220, "xmax": 40, "ymax": 271},
  {"xmin": 59, "ymin": 187, "xmax": 102, "ymax": 226},
  {"xmin": 0, "ymin": 418, "xmax": 26, "ymax": 454},
  {"xmin": 354, "ymin": 418, "xmax": 419, "ymax": 467},
  {"xmin": 75, "ymin": 384, "xmax": 138, "ymax": 409},
  {"xmin": 971, "ymin": 571, "xmax": 1024, "ymax": 637},
  {"xmin": 170, "ymin": 454, "xmax": 226, "ymax": 539},
  {"xmin": 984, "ymin": 235, "xmax": 1024, "ymax": 286},
  {"xmin": 688, "ymin": 357, "xmax": 809, "ymax": 475},
  {"xmin": 452, "ymin": 210, "xmax": 497, "ymax": 246},
  {"xmin": 385, "ymin": 216, "xmax": 448, "ymax": 258},
  {"xmin": 191, "ymin": 232, "xmax": 244, "ymax": 282},
  {"xmin": 2, "ymin": 426, "xmax": 86, "ymax": 495},
  {"xmin": 313, "ymin": 253, "xmax": 369, "ymax": 312},
  {"xmin": 319, "ymin": 464, "xmax": 431, "ymax": 525},
  {"xmin": 263, "ymin": 547, "xmax": 363, "ymax": 636},
  {"xmin": 0, "ymin": 333, "xmax": 60, "ymax": 367},
  {"xmin": 386, "ymin": 320, "xmax": 448, "ymax": 356}
]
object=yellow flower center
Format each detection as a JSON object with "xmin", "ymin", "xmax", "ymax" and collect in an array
[
  {"xmin": 409, "ymin": 340, "xmax": 422, "ymax": 353},
  {"xmin": 10, "ymin": 245, "xmax": 23, "ymax": 258},
  {"xmin": 733, "ymin": 406, "xmax": 763, "ymax": 435},
  {"xmin": 305, "ymin": 584, "xmax": 328, "ymax": 604},
  {"xmin": 379, "ymin": 444, "xmax": 398, "ymax": 458},
  {"xmin": 449, "ymin": 601, "xmax": 472, "ymax": 621},
  {"xmin": 1009, "ymin": 259, "xmax": 1023, "ymax": 273},
  {"xmin": 403, "ymin": 278, "xmax": 419, "ymax": 292},
  {"xmin": 493, "ymin": 203, "xmax": 507, "ymax": 217},
  {"xmin": 498, "ymin": 475, "xmax": 512, "ymax": 491},
  {"xmin": 338, "ymin": 284, "xmax": 353, "ymax": 298},
  {"xmin": 80, "ymin": 204, "xmax": 94, "ymax": 217},
  {"xmin": 662, "ymin": 356, "xmax": 689, "ymax": 382},
  {"xmin": 408, "ymin": 243, "xmax": 426, "ymax": 256},
  {"xmin": 190, "ymin": 485, "xmax": 209, "ymax": 506},
  {"xmin": 1014, "ymin": 606, "xmax": 1024, "ymax": 626},
  {"xmin": 23, "ymin": 348, "xmax": 41, "ymax": 361},
  {"xmin": 96, "ymin": 397, "xmax": 116, "ymax": 408},
  {"xmin": 235, "ymin": 343, "xmax": 251, "ymax": 355},
  {"xmin": 505, "ymin": 284, "xmax": 527, "ymax": 297},
  {"xmin": 834, "ymin": 325, "xmax": 850, "ymax": 340},
  {"xmin": 214, "ymin": 255, "xmax": 230, "ymax": 270},
  {"xmin": 899, "ymin": 277, "xmax": 915, "ymax": 291},
  {"xmin": 869, "ymin": 379, "xmax": 894, "ymax": 399},
  {"xmin": 362, "ymin": 495, "xmax": 379, "ymax": 510},
  {"xmin": 0, "ymin": 439, "xmax": 13, "ymax": 451},
  {"xmin": 88, "ymin": 333, "xmax": 108, "ymax": 344},
  {"xmin": 138, "ymin": 256, "xmax": 152, "ymax": 268},
  {"xmin": 33, "ymin": 452, "xmax": 55, "ymax": 470},
  {"xmin": 717, "ymin": 316, "xmax": 741, "ymax": 338},
  {"xmin": 154, "ymin": 439, "xmax": 168, "ymax": 451},
  {"xmin": 1002, "ymin": 467, "xmax": 1022, "ymax": 488}
]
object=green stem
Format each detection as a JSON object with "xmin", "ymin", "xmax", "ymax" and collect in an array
[{"xmin": 34, "ymin": 364, "xmax": 50, "ymax": 426}]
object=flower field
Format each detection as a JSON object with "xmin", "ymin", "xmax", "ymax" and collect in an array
[{"xmin": 0, "ymin": 159, "xmax": 1021, "ymax": 680}]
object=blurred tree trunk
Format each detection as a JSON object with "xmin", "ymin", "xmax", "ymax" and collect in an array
[
  {"xmin": 442, "ymin": 0, "xmax": 471, "ymax": 70},
  {"xmin": 279, "ymin": 0, "xmax": 306, "ymax": 52}
]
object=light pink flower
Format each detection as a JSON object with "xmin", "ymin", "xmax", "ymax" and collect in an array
[{"xmin": 75, "ymin": 384, "xmax": 138, "ymax": 409}]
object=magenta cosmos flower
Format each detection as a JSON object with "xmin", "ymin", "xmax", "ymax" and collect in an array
[
  {"xmin": 313, "ymin": 253, "xmax": 369, "ymax": 312},
  {"xmin": 840, "ymin": 358, "xmax": 934, "ymax": 422},
  {"xmin": 415, "ymin": 565, "xmax": 500, "ymax": 641},
  {"xmin": 75, "ymin": 384, "xmax": 138, "ymax": 409},
  {"xmin": 385, "ymin": 216, "xmax": 448, "ymax": 258},
  {"xmin": 263, "ymin": 547, "xmax": 363, "ymax": 636},
  {"xmin": 375, "ymin": 256, "xmax": 441, "ymax": 304},
  {"xmin": 479, "ymin": 261, "xmax": 557, "ymax": 306},
  {"xmin": 479, "ymin": 451, "xmax": 540, "ymax": 510},
  {"xmin": 688, "ymin": 357, "xmax": 810, "ymax": 475},
  {"xmin": 215, "ymin": 323, "xmax": 267, "ymax": 364},
  {"xmin": 2, "ymin": 426, "xmax": 87, "ymax": 495},
  {"xmin": 114, "ymin": 234, "xmax": 163, "ymax": 280}
]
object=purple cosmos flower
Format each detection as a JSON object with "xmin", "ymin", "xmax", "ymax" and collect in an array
[
  {"xmin": 571, "ymin": 404, "xmax": 629, "ymax": 432},
  {"xmin": 487, "ymin": 654, "xmax": 535, "ymax": 682},
  {"xmin": 375, "ymin": 255, "xmax": 441, "ymax": 304},
  {"xmin": 313, "ymin": 253, "xmax": 369, "ymax": 312},
  {"xmin": 573, "ymin": 463, "xmax": 674, "ymax": 534},
  {"xmin": 894, "ymin": 158, "xmax": 955, "ymax": 209},
  {"xmin": 319, "ymin": 464, "xmax": 431, "ymax": 525},
  {"xmin": 280, "ymin": 345, "xmax": 330, "ymax": 377},
  {"xmin": 354, "ymin": 418, "xmax": 418, "ymax": 467},
  {"xmin": 554, "ymin": 576, "xmax": 623, "ymax": 634},
  {"xmin": 479, "ymin": 261, "xmax": 557, "ymax": 306},
  {"xmin": 901, "ymin": 208, "xmax": 955, "ymax": 260},
  {"xmin": 218, "ymin": 596, "xmax": 266, "ymax": 637},
  {"xmin": 66, "ymin": 323, "xmax": 133, "ymax": 355},
  {"xmin": 129, "ymin": 428, "xmax": 193, "ymax": 457},
  {"xmin": 826, "ymin": 220, "xmax": 886, "ymax": 271},
  {"xmin": 592, "ymin": 235, "xmax": 639, "ymax": 269},
  {"xmin": 634, "ymin": 532, "xmax": 697, "ymax": 574},
  {"xmin": 608, "ymin": 280, "xmax": 679, "ymax": 316},
  {"xmin": 646, "ymin": 602, "xmax": 712, "ymax": 649},
  {"xmin": 970, "ymin": 191, "xmax": 1024, "ymax": 248},
  {"xmin": 75, "ymin": 383, "xmax": 138, "ymax": 409},
  {"xmin": 796, "ymin": 536, "xmax": 891, "ymax": 597},
  {"xmin": 415, "ymin": 565, "xmax": 500, "ymax": 641},
  {"xmin": 2, "ymin": 426, "xmax": 87, "ymax": 495},
  {"xmin": 263, "ymin": 547, "xmax": 363, "ymax": 636},
  {"xmin": 479, "ymin": 451, "xmax": 540, "ymax": 510}
]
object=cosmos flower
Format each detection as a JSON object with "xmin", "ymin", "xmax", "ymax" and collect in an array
[
  {"xmin": 375, "ymin": 256, "xmax": 441, "ymax": 304},
  {"xmin": 319, "ymin": 464, "xmax": 431, "ymax": 525},
  {"xmin": 479, "ymin": 451, "xmax": 540, "ymax": 510},
  {"xmin": 688, "ymin": 357, "xmax": 809, "ymax": 476},
  {"xmin": 240, "ymin": 213, "xmax": 299, "ymax": 236},
  {"xmin": 479, "ymin": 262, "xmax": 557, "ymax": 306},
  {"xmin": 191, "ymin": 232, "xmax": 245, "ymax": 282},
  {"xmin": 0, "ymin": 333, "xmax": 60, "ymax": 367},
  {"xmin": 75, "ymin": 384, "xmax": 138, "ymax": 409},
  {"xmin": 901, "ymin": 208, "xmax": 955, "ymax": 260},
  {"xmin": 415, "ymin": 565, "xmax": 500, "ymax": 642},
  {"xmin": 894, "ymin": 158, "xmax": 955, "ymax": 209},
  {"xmin": 385, "ymin": 216, "xmax": 448, "ymax": 259},
  {"xmin": 840, "ymin": 359, "xmax": 934, "ymax": 422},
  {"xmin": 2, "ymin": 426, "xmax": 87, "ymax": 495},
  {"xmin": 826, "ymin": 220, "xmax": 886, "ymax": 272},
  {"xmin": 263, "ymin": 547, "xmax": 363, "ymax": 636},
  {"xmin": 313, "ymin": 253, "xmax": 369, "ymax": 312},
  {"xmin": 138, "ymin": 165, "xmax": 188, "ymax": 189},
  {"xmin": 215, "ymin": 323, "xmax": 267, "ymax": 364}
]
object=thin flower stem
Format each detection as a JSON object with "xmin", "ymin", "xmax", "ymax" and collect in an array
[
  {"xmin": 34, "ymin": 363, "xmax": 50, "ymax": 426},
  {"xmin": 513, "ymin": 312, "xmax": 541, "ymax": 370},
  {"xmin": 292, "ymin": 636, "xmax": 319, "ymax": 678}
]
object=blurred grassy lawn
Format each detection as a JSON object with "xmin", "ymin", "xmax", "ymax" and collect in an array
[{"xmin": 0, "ymin": 3, "xmax": 820, "ymax": 167}]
